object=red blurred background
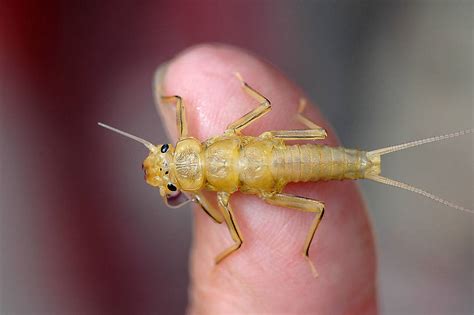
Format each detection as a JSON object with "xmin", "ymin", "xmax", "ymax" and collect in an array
[{"xmin": 1, "ymin": 1, "xmax": 472, "ymax": 314}]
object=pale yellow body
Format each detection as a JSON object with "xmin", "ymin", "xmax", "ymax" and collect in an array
[{"xmin": 171, "ymin": 135, "xmax": 379, "ymax": 196}]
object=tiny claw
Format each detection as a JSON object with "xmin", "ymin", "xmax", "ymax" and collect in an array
[
  {"xmin": 234, "ymin": 72, "xmax": 245, "ymax": 85},
  {"xmin": 321, "ymin": 129, "xmax": 328, "ymax": 138},
  {"xmin": 304, "ymin": 255, "xmax": 319, "ymax": 278},
  {"xmin": 297, "ymin": 98, "xmax": 307, "ymax": 114}
]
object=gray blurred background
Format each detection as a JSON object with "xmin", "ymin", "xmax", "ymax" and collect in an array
[{"xmin": 1, "ymin": 1, "xmax": 472, "ymax": 314}]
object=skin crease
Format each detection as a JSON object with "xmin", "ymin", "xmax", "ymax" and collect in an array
[{"xmin": 156, "ymin": 44, "xmax": 377, "ymax": 315}]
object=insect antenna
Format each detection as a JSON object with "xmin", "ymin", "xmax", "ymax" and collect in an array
[
  {"xmin": 366, "ymin": 128, "xmax": 473, "ymax": 213},
  {"xmin": 98, "ymin": 122, "xmax": 157, "ymax": 153}
]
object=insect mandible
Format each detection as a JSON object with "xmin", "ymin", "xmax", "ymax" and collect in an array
[{"xmin": 99, "ymin": 72, "xmax": 473, "ymax": 276}]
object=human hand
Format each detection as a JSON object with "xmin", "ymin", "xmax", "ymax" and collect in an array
[{"xmin": 156, "ymin": 44, "xmax": 377, "ymax": 315}]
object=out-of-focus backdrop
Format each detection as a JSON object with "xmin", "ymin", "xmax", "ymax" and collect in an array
[{"xmin": 1, "ymin": 1, "xmax": 472, "ymax": 314}]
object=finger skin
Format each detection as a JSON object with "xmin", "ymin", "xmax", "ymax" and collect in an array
[{"xmin": 156, "ymin": 44, "xmax": 377, "ymax": 315}]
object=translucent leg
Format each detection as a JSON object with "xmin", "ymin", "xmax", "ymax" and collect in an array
[
  {"xmin": 296, "ymin": 98, "xmax": 327, "ymax": 135},
  {"xmin": 258, "ymin": 98, "xmax": 327, "ymax": 140},
  {"xmin": 193, "ymin": 192, "xmax": 224, "ymax": 224},
  {"xmin": 226, "ymin": 73, "xmax": 271, "ymax": 133},
  {"xmin": 259, "ymin": 129, "xmax": 326, "ymax": 140},
  {"xmin": 215, "ymin": 192, "xmax": 244, "ymax": 264},
  {"xmin": 160, "ymin": 95, "xmax": 188, "ymax": 139},
  {"xmin": 263, "ymin": 193, "xmax": 325, "ymax": 277}
]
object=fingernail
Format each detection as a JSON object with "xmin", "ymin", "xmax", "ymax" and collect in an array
[
  {"xmin": 152, "ymin": 60, "xmax": 180, "ymax": 140},
  {"xmin": 152, "ymin": 61, "xmax": 170, "ymax": 106}
]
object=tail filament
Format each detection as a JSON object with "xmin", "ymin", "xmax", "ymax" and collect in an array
[
  {"xmin": 367, "ymin": 128, "xmax": 473, "ymax": 213},
  {"xmin": 368, "ymin": 129, "xmax": 473, "ymax": 157},
  {"xmin": 367, "ymin": 175, "xmax": 473, "ymax": 214}
]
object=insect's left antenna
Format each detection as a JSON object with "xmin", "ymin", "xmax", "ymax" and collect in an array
[{"xmin": 98, "ymin": 122, "xmax": 157, "ymax": 153}]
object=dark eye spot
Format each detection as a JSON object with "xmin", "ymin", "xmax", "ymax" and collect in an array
[
  {"xmin": 165, "ymin": 171, "xmax": 169, "ymax": 175},
  {"xmin": 167, "ymin": 183, "xmax": 177, "ymax": 191},
  {"xmin": 141, "ymin": 163, "xmax": 144, "ymax": 170},
  {"xmin": 161, "ymin": 144, "xmax": 169, "ymax": 153}
]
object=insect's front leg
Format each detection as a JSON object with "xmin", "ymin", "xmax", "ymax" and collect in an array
[
  {"xmin": 225, "ymin": 73, "xmax": 271, "ymax": 133},
  {"xmin": 215, "ymin": 192, "xmax": 244, "ymax": 264},
  {"xmin": 193, "ymin": 192, "xmax": 224, "ymax": 224},
  {"xmin": 160, "ymin": 95, "xmax": 188, "ymax": 139},
  {"xmin": 262, "ymin": 193, "xmax": 325, "ymax": 277}
]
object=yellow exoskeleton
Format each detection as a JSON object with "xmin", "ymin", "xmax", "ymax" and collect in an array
[{"xmin": 99, "ymin": 73, "xmax": 473, "ymax": 276}]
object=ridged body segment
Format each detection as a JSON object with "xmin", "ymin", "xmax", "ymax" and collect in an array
[
  {"xmin": 271, "ymin": 144, "xmax": 368, "ymax": 183},
  {"xmin": 172, "ymin": 138, "xmax": 205, "ymax": 191},
  {"xmin": 203, "ymin": 137, "xmax": 241, "ymax": 192}
]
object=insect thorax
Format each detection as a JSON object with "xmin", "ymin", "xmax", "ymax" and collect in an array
[
  {"xmin": 171, "ymin": 138, "xmax": 205, "ymax": 191},
  {"xmin": 203, "ymin": 135, "xmax": 285, "ymax": 194}
]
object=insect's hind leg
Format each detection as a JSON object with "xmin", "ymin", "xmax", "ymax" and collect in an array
[
  {"xmin": 215, "ymin": 192, "xmax": 244, "ymax": 264},
  {"xmin": 296, "ymin": 98, "xmax": 327, "ymax": 135},
  {"xmin": 263, "ymin": 193, "xmax": 325, "ymax": 277},
  {"xmin": 259, "ymin": 129, "xmax": 326, "ymax": 140},
  {"xmin": 259, "ymin": 98, "xmax": 327, "ymax": 140},
  {"xmin": 225, "ymin": 73, "xmax": 271, "ymax": 133},
  {"xmin": 160, "ymin": 95, "xmax": 188, "ymax": 139}
]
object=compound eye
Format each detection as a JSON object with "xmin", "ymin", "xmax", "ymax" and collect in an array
[
  {"xmin": 160, "ymin": 144, "xmax": 169, "ymax": 153},
  {"xmin": 167, "ymin": 183, "xmax": 177, "ymax": 192},
  {"xmin": 167, "ymin": 183, "xmax": 180, "ymax": 199}
]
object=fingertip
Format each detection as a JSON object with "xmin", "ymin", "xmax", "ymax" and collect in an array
[{"xmin": 154, "ymin": 44, "xmax": 377, "ymax": 314}]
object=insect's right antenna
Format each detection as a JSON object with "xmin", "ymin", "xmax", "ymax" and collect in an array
[
  {"xmin": 366, "ymin": 174, "xmax": 474, "ymax": 214},
  {"xmin": 98, "ymin": 122, "xmax": 157, "ymax": 153}
]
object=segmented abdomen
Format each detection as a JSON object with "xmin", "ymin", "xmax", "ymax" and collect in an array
[{"xmin": 271, "ymin": 144, "xmax": 368, "ymax": 183}]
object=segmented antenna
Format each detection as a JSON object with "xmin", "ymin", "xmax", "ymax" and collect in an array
[
  {"xmin": 367, "ymin": 128, "xmax": 473, "ymax": 213},
  {"xmin": 98, "ymin": 122, "xmax": 157, "ymax": 153},
  {"xmin": 368, "ymin": 128, "xmax": 473, "ymax": 157},
  {"xmin": 367, "ymin": 175, "xmax": 473, "ymax": 214}
]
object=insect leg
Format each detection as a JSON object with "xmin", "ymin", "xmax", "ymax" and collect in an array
[
  {"xmin": 296, "ymin": 98, "xmax": 327, "ymax": 133},
  {"xmin": 263, "ymin": 193, "xmax": 325, "ymax": 277},
  {"xmin": 160, "ymin": 95, "xmax": 188, "ymax": 139},
  {"xmin": 258, "ymin": 98, "xmax": 327, "ymax": 140},
  {"xmin": 259, "ymin": 129, "xmax": 327, "ymax": 140},
  {"xmin": 193, "ymin": 192, "xmax": 224, "ymax": 224},
  {"xmin": 225, "ymin": 73, "xmax": 271, "ymax": 133},
  {"xmin": 215, "ymin": 192, "xmax": 244, "ymax": 264}
]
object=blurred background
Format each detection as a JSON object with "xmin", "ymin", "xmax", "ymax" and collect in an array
[{"xmin": 1, "ymin": 1, "xmax": 472, "ymax": 314}]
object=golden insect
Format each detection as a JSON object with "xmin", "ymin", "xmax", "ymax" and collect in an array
[{"xmin": 98, "ymin": 73, "xmax": 473, "ymax": 276}]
